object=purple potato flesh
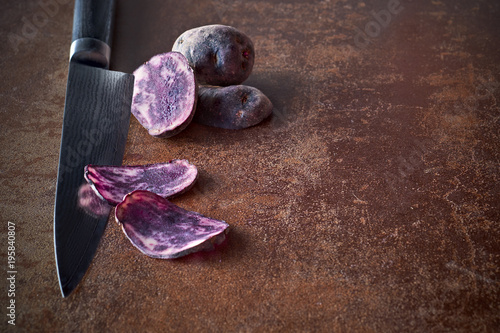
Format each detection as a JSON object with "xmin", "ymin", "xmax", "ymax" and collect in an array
[
  {"xmin": 195, "ymin": 85, "xmax": 273, "ymax": 129},
  {"xmin": 84, "ymin": 160, "xmax": 198, "ymax": 206},
  {"xmin": 131, "ymin": 52, "xmax": 197, "ymax": 138},
  {"xmin": 172, "ymin": 25, "xmax": 254, "ymax": 86},
  {"xmin": 115, "ymin": 190, "xmax": 229, "ymax": 259}
]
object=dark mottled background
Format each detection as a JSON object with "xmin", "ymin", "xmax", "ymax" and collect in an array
[{"xmin": 1, "ymin": 0, "xmax": 499, "ymax": 331}]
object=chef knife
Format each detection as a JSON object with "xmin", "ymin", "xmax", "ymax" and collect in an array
[{"xmin": 54, "ymin": 0, "xmax": 134, "ymax": 297}]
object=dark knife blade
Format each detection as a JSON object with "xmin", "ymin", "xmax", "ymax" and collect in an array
[{"xmin": 54, "ymin": 0, "xmax": 134, "ymax": 297}]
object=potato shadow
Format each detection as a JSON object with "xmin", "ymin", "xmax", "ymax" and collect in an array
[
  {"xmin": 244, "ymin": 70, "xmax": 303, "ymax": 127},
  {"xmin": 111, "ymin": 0, "xmax": 228, "ymax": 74}
]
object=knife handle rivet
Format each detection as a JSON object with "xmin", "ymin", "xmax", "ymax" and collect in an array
[{"xmin": 70, "ymin": 38, "xmax": 111, "ymax": 69}]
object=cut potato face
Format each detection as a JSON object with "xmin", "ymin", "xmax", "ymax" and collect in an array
[{"xmin": 131, "ymin": 52, "xmax": 197, "ymax": 138}]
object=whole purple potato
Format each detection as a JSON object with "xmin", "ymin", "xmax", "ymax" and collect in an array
[
  {"xmin": 194, "ymin": 85, "xmax": 273, "ymax": 130},
  {"xmin": 172, "ymin": 25, "xmax": 255, "ymax": 86}
]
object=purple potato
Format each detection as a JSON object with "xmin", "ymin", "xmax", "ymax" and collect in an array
[
  {"xmin": 115, "ymin": 190, "xmax": 229, "ymax": 259},
  {"xmin": 194, "ymin": 85, "xmax": 273, "ymax": 129},
  {"xmin": 172, "ymin": 25, "xmax": 254, "ymax": 86},
  {"xmin": 84, "ymin": 160, "xmax": 197, "ymax": 206},
  {"xmin": 131, "ymin": 52, "xmax": 197, "ymax": 138}
]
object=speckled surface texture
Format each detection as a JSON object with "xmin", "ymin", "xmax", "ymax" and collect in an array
[{"xmin": 1, "ymin": 0, "xmax": 499, "ymax": 331}]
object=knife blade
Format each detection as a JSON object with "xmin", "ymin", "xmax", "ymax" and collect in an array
[{"xmin": 54, "ymin": 0, "xmax": 134, "ymax": 297}]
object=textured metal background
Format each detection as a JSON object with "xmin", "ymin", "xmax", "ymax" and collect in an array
[{"xmin": 1, "ymin": 0, "xmax": 498, "ymax": 331}]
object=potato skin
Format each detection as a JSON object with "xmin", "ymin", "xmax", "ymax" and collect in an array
[
  {"xmin": 194, "ymin": 85, "xmax": 273, "ymax": 130},
  {"xmin": 172, "ymin": 25, "xmax": 254, "ymax": 86}
]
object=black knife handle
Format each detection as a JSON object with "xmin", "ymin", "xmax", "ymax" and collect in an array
[{"xmin": 70, "ymin": 0, "xmax": 115, "ymax": 69}]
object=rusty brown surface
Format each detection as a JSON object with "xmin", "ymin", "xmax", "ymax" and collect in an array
[{"xmin": 1, "ymin": 0, "xmax": 499, "ymax": 331}]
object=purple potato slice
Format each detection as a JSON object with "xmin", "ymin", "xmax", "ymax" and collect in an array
[
  {"xmin": 115, "ymin": 190, "xmax": 229, "ymax": 259},
  {"xmin": 131, "ymin": 52, "xmax": 198, "ymax": 138},
  {"xmin": 84, "ymin": 160, "xmax": 197, "ymax": 206}
]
